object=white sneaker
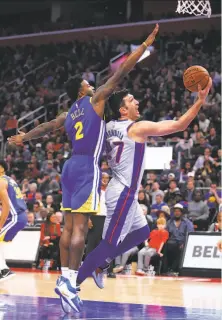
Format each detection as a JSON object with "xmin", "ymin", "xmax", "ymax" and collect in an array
[
  {"xmin": 55, "ymin": 276, "xmax": 82, "ymax": 313},
  {"xmin": 92, "ymin": 268, "xmax": 106, "ymax": 289},
  {"xmin": 135, "ymin": 269, "xmax": 146, "ymax": 276}
]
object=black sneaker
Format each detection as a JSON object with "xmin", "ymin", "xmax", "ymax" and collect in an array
[{"xmin": 0, "ymin": 269, "xmax": 15, "ymax": 282}]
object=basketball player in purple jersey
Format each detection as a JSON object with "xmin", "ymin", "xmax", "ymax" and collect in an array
[
  {"xmin": 9, "ymin": 25, "xmax": 159, "ymax": 312},
  {"xmin": 0, "ymin": 160, "xmax": 27, "ymax": 281},
  {"xmin": 76, "ymin": 79, "xmax": 212, "ymax": 291}
]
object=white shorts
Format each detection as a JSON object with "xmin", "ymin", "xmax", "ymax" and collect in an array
[{"xmin": 102, "ymin": 179, "xmax": 147, "ymax": 245}]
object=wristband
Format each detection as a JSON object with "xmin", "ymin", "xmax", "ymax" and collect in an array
[{"xmin": 142, "ymin": 42, "xmax": 148, "ymax": 49}]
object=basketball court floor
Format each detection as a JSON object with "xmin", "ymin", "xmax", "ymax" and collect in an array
[{"xmin": 0, "ymin": 270, "xmax": 221, "ymax": 320}]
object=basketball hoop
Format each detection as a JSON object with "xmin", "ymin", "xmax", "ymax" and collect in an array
[{"xmin": 176, "ymin": 1, "xmax": 212, "ymax": 18}]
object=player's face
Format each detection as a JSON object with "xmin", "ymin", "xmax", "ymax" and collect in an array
[
  {"xmin": 121, "ymin": 94, "xmax": 140, "ymax": 120},
  {"xmin": 81, "ymin": 80, "xmax": 95, "ymax": 97}
]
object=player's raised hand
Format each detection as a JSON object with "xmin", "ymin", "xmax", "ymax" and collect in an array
[
  {"xmin": 198, "ymin": 77, "xmax": 212, "ymax": 103},
  {"xmin": 7, "ymin": 131, "xmax": 25, "ymax": 146},
  {"xmin": 144, "ymin": 24, "xmax": 159, "ymax": 47}
]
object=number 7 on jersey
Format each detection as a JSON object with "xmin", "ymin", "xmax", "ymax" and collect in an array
[{"xmin": 113, "ymin": 141, "xmax": 124, "ymax": 163}]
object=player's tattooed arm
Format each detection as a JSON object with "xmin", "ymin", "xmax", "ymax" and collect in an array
[
  {"xmin": 91, "ymin": 24, "xmax": 159, "ymax": 117},
  {"xmin": 8, "ymin": 112, "xmax": 67, "ymax": 145},
  {"xmin": 0, "ymin": 179, "xmax": 10, "ymax": 229}
]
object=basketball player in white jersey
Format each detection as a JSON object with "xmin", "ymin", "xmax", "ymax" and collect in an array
[{"xmin": 76, "ymin": 79, "xmax": 212, "ymax": 290}]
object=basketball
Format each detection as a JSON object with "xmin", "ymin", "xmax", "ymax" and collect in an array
[{"xmin": 183, "ymin": 65, "xmax": 210, "ymax": 92}]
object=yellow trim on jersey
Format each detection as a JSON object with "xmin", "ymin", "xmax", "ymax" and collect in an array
[
  {"xmin": 71, "ymin": 209, "xmax": 98, "ymax": 214},
  {"xmin": 61, "ymin": 192, "xmax": 100, "ymax": 214},
  {"xmin": 0, "ymin": 232, "xmax": 6, "ymax": 242},
  {"xmin": 89, "ymin": 97, "xmax": 92, "ymax": 104}
]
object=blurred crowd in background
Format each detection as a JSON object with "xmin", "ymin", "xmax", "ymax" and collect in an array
[{"xmin": 0, "ymin": 23, "xmax": 221, "ymax": 275}]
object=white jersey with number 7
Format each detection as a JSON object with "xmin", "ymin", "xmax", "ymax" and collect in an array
[{"xmin": 106, "ymin": 119, "xmax": 145, "ymax": 193}]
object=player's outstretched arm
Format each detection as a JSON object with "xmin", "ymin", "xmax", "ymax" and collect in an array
[
  {"xmin": 91, "ymin": 24, "xmax": 159, "ymax": 117},
  {"xmin": 8, "ymin": 112, "xmax": 67, "ymax": 145},
  {"xmin": 0, "ymin": 179, "xmax": 10, "ymax": 230},
  {"xmin": 132, "ymin": 78, "xmax": 212, "ymax": 140}
]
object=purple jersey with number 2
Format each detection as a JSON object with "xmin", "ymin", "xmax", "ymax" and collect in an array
[{"xmin": 65, "ymin": 96, "xmax": 105, "ymax": 156}]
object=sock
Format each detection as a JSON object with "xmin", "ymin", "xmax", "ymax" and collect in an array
[
  {"xmin": 69, "ymin": 270, "xmax": 78, "ymax": 288},
  {"xmin": 77, "ymin": 240, "xmax": 116, "ymax": 284},
  {"xmin": 61, "ymin": 267, "xmax": 69, "ymax": 279},
  {"xmin": 0, "ymin": 242, "xmax": 8, "ymax": 271}
]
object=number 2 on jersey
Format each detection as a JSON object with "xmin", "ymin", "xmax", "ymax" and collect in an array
[
  {"xmin": 113, "ymin": 141, "xmax": 124, "ymax": 163},
  {"xmin": 14, "ymin": 186, "xmax": 23, "ymax": 199},
  {"xmin": 74, "ymin": 121, "xmax": 84, "ymax": 140}
]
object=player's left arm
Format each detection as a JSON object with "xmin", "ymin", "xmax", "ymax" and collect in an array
[
  {"xmin": 91, "ymin": 24, "xmax": 159, "ymax": 117},
  {"xmin": 0, "ymin": 179, "xmax": 10, "ymax": 230},
  {"xmin": 132, "ymin": 78, "xmax": 212, "ymax": 139},
  {"xmin": 8, "ymin": 112, "xmax": 67, "ymax": 146}
]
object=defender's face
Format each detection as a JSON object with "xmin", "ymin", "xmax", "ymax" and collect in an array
[
  {"xmin": 121, "ymin": 94, "xmax": 140, "ymax": 121},
  {"xmin": 81, "ymin": 80, "xmax": 95, "ymax": 97}
]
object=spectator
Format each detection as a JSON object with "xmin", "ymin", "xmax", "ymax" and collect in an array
[
  {"xmin": 35, "ymin": 143, "xmax": 45, "ymax": 162},
  {"xmin": 54, "ymin": 152, "xmax": 65, "ymax": 173},
  {"xmin": 147, "ymin": 171, "xmax": 157, "ymax": 185},
  {"xmin": 41, "ymin": 152, "xmax": 54, "ymax": 172},
  {"xmin": 33, "ymin": 201, "xmax": 44, "ymax": 221},
  {"xmin": 175, "ymin": 130, "xmax": 193, "ymax": 156},
  {"xmin": 160, "ymin": 160, "xmax": 180, "ymax": 186},
  {"xmin": 150, "ymin": 193, "xmax": 167, "ymax": 220},
  {"xmin": 193, "ymin": 148, "xmax": 215, "ymax": 171},
  {"xmin": 182, "ymin": 180, "xmax": 196, "ymax": 203},
  {"xmin": 38, "ymin": 212, "xmax": 61, "ymax": 270},
  {"xmin": 23, "ymin": 145, "xmax": 32, "ymax": 163},
  {"xmin": 82, "ymin": 68, "xmax": 95, "ymax": 84},
  {"xmin": 208, "ymin": 211, "xmax": 222, "ymax": 232},
  {"xmin": 24, "ymin": 162, "xmax": 40, "ymax": 180},
  {"xmin": 156, "ymin": 205, "xmax": 171, "ymax": 221},
  {"xmin": 206, "ymin": 127, "xmax": 220, "ymax": 148},
  {"xmin": 38, "ymin": 173, "xmax": 53, "ymax": 196},
  {"xmin": 164, "ymin": 180, "xmax": 182, "ymax": 209},
  {"xmin": 205, "ymin": 183, "xmax": 222, "ymax": 209},
  {"xmin": 55, "ymin": 211, "xmax": 64, "ymax": 224},
  {"xmin": 100, "ymin": 159, "xmax": 112, "ymax": 175},
  {"xmin": 26, "ymin": 212, "xmax": 36, "ymax": 227},
  {"xmin": 195, "ymin": 160, "xmax": 217, "ymax": 187},
  {"xmin": 44, "ymin": 195, "xmax": 58, "ymax": 212},
  {"xmin": 151, "ymin": 182, "xmax": 164, "ymax": 204},
  {"xmin": 54, "ymin": 137, "xmax": 63, "ymax": 152},
  {"xmin": 187, "ymin": 190, "xmax": 209, "ymax": 231},
  {"xmin": 48, "ymin": 174, "xmax": 60, "ymax": 194},
  {"xmin": 62, "ymin": 142, "xmax": 71, "ymax": 159},
  {"xmin": 113, "ymin": 247, "xmax": 139, "ymax": 274},
  {"xmin": 26, "ymin": 183, "xmax": 37, "ymax": 205},
  {"xmin": 21, "ymin": 178, "xmax": 29, "ymax": 194},
  {"xmin": 198, "ymin": 113, "xmax": 210, "ymax": 133},
  {"xmin": 138, "ymin": 190, "xmax": 150, "ymax": 213},
  {"xmin": 190, "ymin": 124, "xmax": 200, "ymax": 142},
  {"xmin": 140, "ymin": 203, "xmax": 153, "ymax": 227},
  {"xmin": 43, "ymin": 160, "xmax": 58, "ymax": 177},
  {"xmin": 136, "ymin": 217, "xmax": 169, "ymax": 275},
  {"xmin": 162, "ymin": 204, "xmax": 194, "ymax": 275}
]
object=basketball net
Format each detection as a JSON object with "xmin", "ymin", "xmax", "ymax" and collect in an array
[{"xmin": 176, "ymin": 0, "xmax": 212, "ymax": 18}]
